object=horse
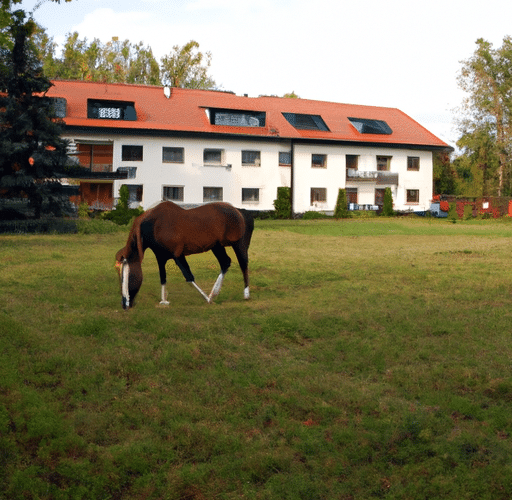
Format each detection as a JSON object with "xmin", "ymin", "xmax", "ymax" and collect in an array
[{"xmin": 115, "ymin": 201, "xmax": 254, "ymax": 310}]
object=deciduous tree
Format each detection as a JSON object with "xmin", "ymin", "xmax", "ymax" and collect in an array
[
  {"xmin": 433, "ymin": 151, "xmax": 457, "ymax": 195},
  {"xmin": 457, "ymin": 36, "xmax": 512, "ymax": 196},
  {"xmin": 160, "ymin": 40, "xmax": 216, "ymax": 89}
]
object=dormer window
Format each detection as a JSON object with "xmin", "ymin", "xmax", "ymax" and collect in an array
[
  {"xmin": 348, "ymin": 117, "xmax": 392, "ymax": 135},
  {"xmin": 208, "ymin": 108, "xmax": 266, "ymax": 127},
  {"xmin": 282, "ymin": 113, "xmax": 330, "ymax": 131},
  {"xmin": 49, "ymin": 97, "xmax": 67, "ymax": 118},
  {"xmin": 87, "ymin": 100, "xmax": 137, "ymax": 121}
]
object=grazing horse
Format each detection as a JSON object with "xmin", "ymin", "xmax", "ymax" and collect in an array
[{"xmin": 115, "ymin": 201, "xmax": 254, "ymax": 310}]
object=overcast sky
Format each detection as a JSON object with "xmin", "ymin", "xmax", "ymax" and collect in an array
[{"xmin": 17, "ymin": 0, "xmax": 512, "ymax": 150}]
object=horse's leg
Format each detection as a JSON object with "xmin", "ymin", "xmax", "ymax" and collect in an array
[
  {"xmin": 174, "ymin": 254, "xmax": 210, "ymax": 303},
  {"xmin": 156, "ymin": 256, "xmax": 169, "ymax": 305},
  {"xmin": 209, "ymin": 244, "xmax": 232, "ymax": 301},
  {"xmin": 232, "ymin": 242, "xmax": 250, "ymax": 299}
]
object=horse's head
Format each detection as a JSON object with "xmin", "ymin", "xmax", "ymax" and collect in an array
[{"xmin": 115, "ymin": 248, "xmax": 143, "ymax": 310}]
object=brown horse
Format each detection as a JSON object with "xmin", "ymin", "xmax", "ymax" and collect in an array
[{"xmin": 115, "ymin": 201, "xmax": 254, "ymax": 310}]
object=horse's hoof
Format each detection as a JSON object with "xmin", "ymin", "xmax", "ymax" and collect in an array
[{"xmin": 159, "ymin": 301, "xmax": 170, "ymax": 306}]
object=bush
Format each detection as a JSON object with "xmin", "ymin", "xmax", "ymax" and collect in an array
[
  {"xmin": 0, "ymin": 219, "xmax": 77, "ymax": 234},
  {"xmin": 77, "ymin": 202, "xmax": 90, "ymax": 219},
  {"xmin": 333, "ymin": 189, "xmax": 350, "ymax": 218},
  {"xmin": 101, "ymin": 207, "xmax": 143, "ymax": 226},
  {"xmin": 448, "ymin": 202, "xmax": 458, "ymax": 221},
  {"xmin": 302, "ymin": 211, "xmax": 328, "ymax": 220},
  {"xmin": 101, "ymin": 185, "xmax": 144, "ymax": 225},
  {"xmin": 273, "ymin": 187, "xmax": 291, "ymax": 219},
  {"xmin": 76, "ymin": 218, "xmax": 126, "ymax": 234},
  {"xmin": 463, "ymin": 204, "xmax": 473, "ymax": 220}
]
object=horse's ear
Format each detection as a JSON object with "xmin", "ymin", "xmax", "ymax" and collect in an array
[{"xmin": 115, "ymin": 249, "xmax": 126, "ymax": 262}]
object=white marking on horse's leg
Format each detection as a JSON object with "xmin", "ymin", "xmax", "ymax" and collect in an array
[
  {"xmin": 190, "ymin": 281, "xmax": 211, "ymax": 303},
  {"xmin": 208, "ymin": 272, "xmax": 225, "ymax": 301},
  {"xmin": 122, "ymin": 261, "xmax": 130, "ymax": 308},
  {"xmin": 244, "ymin": 286, "xmax": 250, "ymax": 300},
  {"xmin": 160, "ymin": 284, "xmax": 169, "ymax": 305}
]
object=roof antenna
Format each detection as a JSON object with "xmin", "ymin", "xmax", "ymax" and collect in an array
[{"xmin": 163, "ymin": 86, "xmax": 171, "ymax": 99}]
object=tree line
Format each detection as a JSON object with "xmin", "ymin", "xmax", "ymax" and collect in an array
[{"xmin": 37, "ymin": 31, "xmax": 216, "ymax": 89}]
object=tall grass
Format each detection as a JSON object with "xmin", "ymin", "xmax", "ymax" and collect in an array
[{"xmin": 1, "ymin": 218, "xmax": 512, "ymax": 499}]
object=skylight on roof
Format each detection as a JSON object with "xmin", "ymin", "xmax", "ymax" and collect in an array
[
  {"xmin": 282, "ymin": 113, "xmax": 330, "ymax": 132},
  {"xmin": 208, "ymin": 109, "xmax": 266, "ymax": 127},
  {"xmin": 348, "ymin": 117, "xmax": 392, "ymax": 135}
]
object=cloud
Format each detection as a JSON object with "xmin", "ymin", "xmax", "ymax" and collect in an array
[
  {"xmin": 70, "ymin": 8, "xmax": 155, "ymax": 42},
  {"xmin": 185, "ymin": 0, "xmax": 271, "ymax": 11}
]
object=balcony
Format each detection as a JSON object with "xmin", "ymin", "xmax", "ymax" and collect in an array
[
  {"xmin": 346, "ymin": 169, "xmax": 399, "ymax": 185},
  {"xmin": 65, "ymin": 162, "xmax": 128, "ymax": 180},
  {"xmin": 346, "ymin": 169, "xmax": 377, "ymax": 181}
]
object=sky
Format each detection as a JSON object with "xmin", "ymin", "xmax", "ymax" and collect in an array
[{"xmin": 16, "ymin": 0, "xmax": 512, "ymax": 150}]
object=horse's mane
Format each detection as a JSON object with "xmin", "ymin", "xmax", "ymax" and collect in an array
[{"xmin": 118, "ymin": 209, "xmax": 147, "ymax": 263}]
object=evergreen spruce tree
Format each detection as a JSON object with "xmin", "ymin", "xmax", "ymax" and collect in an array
[{"xmin": 0, "ymin": 10, "xmax": 71, "ymax": 219}]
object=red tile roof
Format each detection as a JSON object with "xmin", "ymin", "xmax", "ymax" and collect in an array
[{"xmin": 47, "ymin": 80, "xmax": 450, "ymax": 149}]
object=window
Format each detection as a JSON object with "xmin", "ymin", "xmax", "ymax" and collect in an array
[
  {"xmin": 77, "ymin": 143, "xmax": 113, "ymax": 172},
  {"xmin": 407, "ymin": 156, "xmax": 420, "ymax": 171},
  {"xmin": 204, "ymin": 149, "xmax": 223, "ymax": 165},
  {"xmin": 406, "ymin": 189, "xmax": 419, "ymax": 203},
  {"xmin": 377, "ymin": 156, "xmax": 391, "ymax": 171},
  {"xmin": 312, "ymin": 154, "xmax": 327, "ymax": 168},
  {"xmin": 348, "ymin": 117, "xmax": 392, "ymax": 135},
  {"xmin": 163, "ymin": 147, "xmax": 184, "ymax": 163},
  {"xmin": 87, "ymin": 100, "xmax": 137, "ymax": 121},
  {"xmin": 117, "ymin": 167, "xmax": 137, "ymax": 179},
  {"xmin": 242, "ymin": 150, "xmax": 261, "ymax": 166},
  {"xmin": 346, "ymin": 188, "xmax": 358, "ymax": 204},
  {"xmin": 124, "ymin": 184, "xmax": 143, "ymax": 203},
  {"xmin": 208, "ymin": 108, "xmax": 266, "ymax": 127},
  {"xmin": 282, "ymin": 113, "xmax": 330, "ymax": 131},
  {"xmin": 242, "ymin": 188, "xmax": 260, "ymax": 203},
  {"xmin": 163, "ymin": 186, "xmax": 184, "ymax": 202},
  {"xmin": 346, "ymin": 154, "xmax": 358, "ymax": 170},
  {"xmin": 203, "ymin": 187, "xmax": 223, "ymax": 202},
  {"xmin": 122, "ymin": 145, "xmax": 143, "ymax": 162},
  {"xmin": 375, "ymin": 188, "xmax": 386, "ymax": 206},
  {"xmin": 279, "ymin": 151, "xmax": 291, "ymax": 166},
  {"xmin": 311, "ymin": 188, "xmax": 327, "ymax": 204}
]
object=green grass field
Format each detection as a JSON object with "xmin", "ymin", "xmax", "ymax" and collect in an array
[{"xmin": 1, "ymin": 217, "xmax": 512, "ymax": 499}]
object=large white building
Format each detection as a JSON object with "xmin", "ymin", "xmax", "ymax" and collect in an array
[{"xmin": 47, "ymin": 80, "xmax": 452, "ymax": 214}]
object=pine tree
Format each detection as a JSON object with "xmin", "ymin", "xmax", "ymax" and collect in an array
[{"xmin": 0, "ymin": 9, "xmax": 71, "ymax": 219}]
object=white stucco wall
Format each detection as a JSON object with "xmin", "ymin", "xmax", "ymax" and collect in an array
[{"xmin": 66, "ymin": 133, "xmax": 433, "ymax": 213}]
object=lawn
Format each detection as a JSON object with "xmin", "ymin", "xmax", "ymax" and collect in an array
[{"xmin": 1, "ymin": 217, "xmax": 512, "ymax": 499}]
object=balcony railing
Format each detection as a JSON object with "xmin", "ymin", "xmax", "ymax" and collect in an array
[
  {"xmin": 346, "ymin": 169, "xmax": 399, "ymax": 185},
  {"xmin": 65, "ymin": 163, "xmax": 128, "ymax": 180}
]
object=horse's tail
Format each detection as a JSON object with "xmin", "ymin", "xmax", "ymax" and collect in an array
[{"xmin": 238, "ymin": 208, "xmax": 254, "ymax": 253}]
